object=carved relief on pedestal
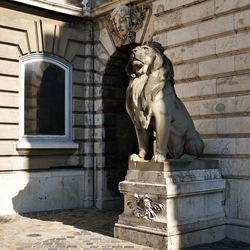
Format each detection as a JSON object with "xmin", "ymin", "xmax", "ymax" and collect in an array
[{"xmin": 127, "ymin": 193, "xmax": 164, "ymax": 220}]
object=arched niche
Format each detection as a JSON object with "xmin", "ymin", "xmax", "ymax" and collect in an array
[{"xmin": 101, "ymin": 44, "xmax": 139, "ymax": 198}]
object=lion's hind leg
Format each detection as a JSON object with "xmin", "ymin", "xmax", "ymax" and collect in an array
[
  {"xmin": 167, "ymin": 133, "xmax": 185, "ymax": 159},
  {"xmin": 184, "ymin": 131, "xmax": 204, "ymax": 157}
]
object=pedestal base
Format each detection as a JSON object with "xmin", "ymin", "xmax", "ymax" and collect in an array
[{"xmin": 114, "ymin": 159, "xmax": 226, "ymax": 249}]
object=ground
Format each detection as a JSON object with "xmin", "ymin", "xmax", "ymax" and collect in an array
[{"xmin": 1, "ymin": 209, "xmax": 250, "ymax": 250}]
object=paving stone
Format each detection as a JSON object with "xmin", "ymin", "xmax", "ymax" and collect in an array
[{"xmin": 1, "ymin": 209, "xmax": 250, "ymax": 250}]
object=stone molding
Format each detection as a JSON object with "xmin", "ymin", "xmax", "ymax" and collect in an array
[
  {"xmin": 7, "ymin": 0, "xmax": 90, "ymax": 17},
  {"xmin": 93, "ymin": 0, "xmax": 154, "ymax": 18},
  {"xmin": 6, "ymin": 0, "xmax": 153, "ymax": 18}
]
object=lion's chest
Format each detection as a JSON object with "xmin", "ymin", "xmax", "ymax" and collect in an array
[{"xmin": 126, "ymin": 72, "xmax": 166, "ymax": 129}]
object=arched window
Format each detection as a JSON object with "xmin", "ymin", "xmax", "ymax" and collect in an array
[{"xmin": 17, "ymin": 54, "xmax": 77, "ymax": 149}]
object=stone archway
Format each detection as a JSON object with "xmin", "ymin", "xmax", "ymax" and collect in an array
[{"xmin": 93, "ymin": 3, "xmax": 154, "ymax": 209}]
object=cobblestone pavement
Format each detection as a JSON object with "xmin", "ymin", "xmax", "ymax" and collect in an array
[{"xmin": 1, "ymin": 209, "xmax": 250, "ymax": 250}]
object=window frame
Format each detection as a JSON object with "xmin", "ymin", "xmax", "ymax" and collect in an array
[{"xmin": 17, "ymin": 53, "xmax": 78, "ymax": 149}]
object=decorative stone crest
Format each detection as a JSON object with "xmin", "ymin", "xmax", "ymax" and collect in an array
[
  {"xmin": 109, "ymin": 4, "xmax": 146, "ymax": 46},
  {"xmin": 127, "ymin": 193, "xmax": 164, "ymax": 220}
]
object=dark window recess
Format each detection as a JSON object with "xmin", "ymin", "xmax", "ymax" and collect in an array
[{"xmin": 24, "ymin": 61, "xmax": 65, "ymax": 135}]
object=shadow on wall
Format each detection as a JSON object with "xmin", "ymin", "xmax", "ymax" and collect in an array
[{"xmin": 100, "ymin": 44, "xmax": 143, "ymax": 206}]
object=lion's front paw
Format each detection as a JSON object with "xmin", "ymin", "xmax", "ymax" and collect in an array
[
  {"xmin": 151, "ymin": 153, "xmax": 166, "ymax": 163},
  {"xmin": 129, "ymin": 154, "xmax": 145, "ymax": 162}
]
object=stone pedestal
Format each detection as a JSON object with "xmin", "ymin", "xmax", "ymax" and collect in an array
[{"xmin": 114, "ymin": 159, "xmax": 226, "ymax": 249}]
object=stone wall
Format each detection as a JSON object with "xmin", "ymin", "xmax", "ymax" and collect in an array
[
  {"xmin": 94, "ymin": 0, "xmax": 250, "ymax": 242},
  {"xmin": 0, "ymin": 2, "xmax": 94, "ymax": 213},
  {"xmin": 152, "ymin": 0, "xmax": 250, "ymax": 243}
]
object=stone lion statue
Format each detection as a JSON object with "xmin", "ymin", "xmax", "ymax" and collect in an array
[{"xmin": 126, "ymin": 42, "xmax": 204, "ymax": 162}]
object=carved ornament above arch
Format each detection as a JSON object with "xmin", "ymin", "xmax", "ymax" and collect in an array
[
  {"xmin": 107, "ymin": 3, "xmax": 153, "ymax": 47},
  {"xmin": 95, "ymin": 2, "xmax": 154, "ymax": 58}
]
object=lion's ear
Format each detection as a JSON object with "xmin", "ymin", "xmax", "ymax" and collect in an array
[{"xmin": 151, "ymin": 52, "xmax": 163, "ymax": 71}]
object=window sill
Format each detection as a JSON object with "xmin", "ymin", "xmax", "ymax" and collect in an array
[{"xmin": 16, "ymin": 141, "xmax": 79, "ymax": 150}]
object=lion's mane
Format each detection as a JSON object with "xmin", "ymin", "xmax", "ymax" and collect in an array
[{"xmin": 126, "ymin": 44, "xmax": 175, "ymax": 130}]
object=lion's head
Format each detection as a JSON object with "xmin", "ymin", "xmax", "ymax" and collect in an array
[{"xmin": 127, "ymin": 44, "xmax": 168, "ymax": 79}]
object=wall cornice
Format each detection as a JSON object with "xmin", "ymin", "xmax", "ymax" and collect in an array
[
  {"xmin": 5, "ymin": 0, "xmax": 90, "ymax": 18},
  {"xmin": 93, "ymin": 0, "xmax": 154, "ymax": 18},
  {"xmin": 5, "ymin": 0, "xmax": 154, "ymax": 18}
]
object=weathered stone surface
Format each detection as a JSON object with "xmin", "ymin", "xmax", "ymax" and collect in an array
[
  {"xmin": 154, "ymin": 0, "xmax": 215, "ymax": 32},
  {"xmin": 226, "ymin": 179, "xmax": 250, "ymax": 220},
  {"xmin": 0, "ymin": 43, "xmax": 20, "ymax": 60},
  {"xmin": 215, "ymin": 0, "xmax": 250, "ymax": 14},
  {"xmin": 220, "ymin": 158, "xmax": 250, "ymax": 178},
  {"xmin": 0, "ymin": 141, "xmax": 17, "ymax": 156},
  {"xmin": 97, "ymin": 28, "xmax": 116, "ymax": 56},
  {"xmin": 216, "ymin": 31, "xmax": 250, "ymax": 55},
  {"xmin": 216, "ymin": 74, "xmax": 250, "ymax": 94},
  {"xmin": 184, "ymin": 95, "xmax": 250, "ymax": 117},
  {"xmin": 234, "ymin": 9, "xmax": 250, "ymax": 30},
  {"xmin": 73, "ymin": 128, "xmax": 92, "ymax": 140},
  {"xmin": 72, "ymin": 70, "xmax": 92, "ymax": 84},
  {"xmin": 175, "ymin": 79, "xmax": 217, "ymax": 99},
  {"xmin": 0, "ymin": 124, "xmax": 18, "ymax": 139},
  {"xmin": 156, "ymin": 14, "xmax": 237, "ymax": 48},
  {"xmin": 0, "ymin": 59, "xmax": 18, "ymax": 76},
  {"xmin": 193, "ymin": 119, "xmax": 216, "ymax": 135},
  {"xmin": 235, "ymin": 52, "xmax": 250, "ymax": 71},
  {"xmin": 217, "ymin": 116, "xmax": 250, "ymax": 134},
  {"xmin": 181, "ymin": 0, "xmax": 215, "ymax": 24},
  {"xmin": 0, "ymin": 170, "xmax": 90, "ymax": 215},
  {"xmin": 199, "ymin": 15, "xmax": 234, "ymax": 39},
  {"xmin": 175, "ymin": 62, "xmax": 199, "ymax": 81},
  {"xmin": 0, "ymin": 108, "xmax": 18, "ymax": 124},
  {"xmin": 199, "ymin": 56, "xmax": 234, "ymax": 77},
  {"xmin": 73, "ymin": 113, "xmax": 93, "ymax": 126},
  {"xmin": 167, "ymin": 39, "xmax": 216, "ymax": 64},
  {"xmin": 152, "ymin": 0, "xmax": 199, "ymax": 15},
  {"xmin": 127, "ymin": 159, "xmax": 218, "ymax": 172},
  {"xmin": 203, "ymin": 138, "xmax": 236, "ymax": 155},
  {"xmin": 166, "ymin": 25, "xmax": 199, "ymax": 47},
  {"xmin": 0, "ymin": 76, "xmax": 18, "ymax": 92},
  {"xmin": 227, "ymin": 224, "xmax": 250, "ymax": 244}
]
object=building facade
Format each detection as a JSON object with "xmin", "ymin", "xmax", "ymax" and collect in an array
[{"xmin": 0, "ymin": 0, "xmax": 250, "ymax": 244}]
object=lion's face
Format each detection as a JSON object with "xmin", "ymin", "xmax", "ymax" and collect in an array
[{"xmin": 129, "ymin": 45, "xmax": 163, "ymax": 76}]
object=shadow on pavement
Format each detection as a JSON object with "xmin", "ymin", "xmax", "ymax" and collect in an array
[{"xmin": 21, "ymin": 208, "xmax": 120, "ymax": 237}]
